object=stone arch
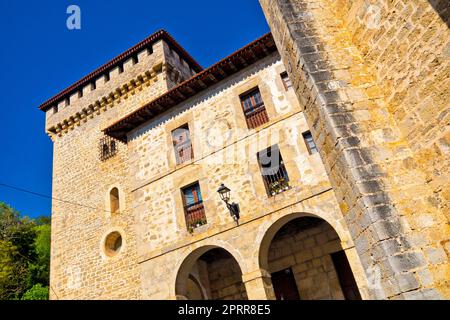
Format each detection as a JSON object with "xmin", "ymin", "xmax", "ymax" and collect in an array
[
  {"xmin": 173, "ymin": 239, "xmax": 249, "ymax": 280},
  {"xmin": 174, "ymin": 245, "xmax": 248, "ymax": 300},
  {"xmin": 257, "ymin": 212, "xmax": 352, "ymax": 272},
  {"xmin": 257, "ymin": 212, "xmax": 365, "ymax": 300},
  {"xmin": 187, "ymin": 274, "xmax": 206, "ymax": 300}
]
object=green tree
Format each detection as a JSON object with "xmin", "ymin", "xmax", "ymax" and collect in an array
[
  {"xmin": 28, "ymin": 224, "xmax": 51, "ymax": 287},
  {"xmin": 0, "ymin": 203, "xmax": 51, "ymax": 300},
  {"xmin": 0, "ymin": 203, "xmax": 36, "ymax": 299},
  {"xmin": 0, "ymin": 240, "xmax": 27, "ymax": 299},
  {"xmin": 21, "ymin": 283, "xmax": 49, "ymax": 300}
]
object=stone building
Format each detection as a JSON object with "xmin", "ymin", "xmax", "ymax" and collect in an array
[{"xmin": 40, "ymin": 1, "xmax": 449, "ymax": 300}]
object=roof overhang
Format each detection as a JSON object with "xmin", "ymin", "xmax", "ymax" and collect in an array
[
  {"xmin": 104, "ymin": 33, "xmax": 277, "ymax": 143},
  {"xmin": 39, "ymin": 29, "xmax": 203, "ymax": 112}
]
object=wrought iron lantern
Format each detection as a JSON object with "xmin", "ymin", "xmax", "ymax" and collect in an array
[{"xmin": 217, "ymin": 184, "xmax": 240, "ymax": 224}]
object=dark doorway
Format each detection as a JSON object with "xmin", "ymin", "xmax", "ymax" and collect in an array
[
  {"xmin": 331, "ymin": 250, "xmax": 362, "ymax": 300},
  {"xmin": 271, "ymin": 268, "xmax": 300, "ymax": 300},
  {"xmin": 176, "ymin": 247, "xmax": 248, "ymax": 300}
]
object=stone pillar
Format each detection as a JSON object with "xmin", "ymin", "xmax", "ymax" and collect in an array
[
  {"xmin": 258, "ymin": 0, "xmax": 446, "ymax": 299},
  {"xmin": 242, "ymin": 269, "xmax": 276, "ymax": 300}
]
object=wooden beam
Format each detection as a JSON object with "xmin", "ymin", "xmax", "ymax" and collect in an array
[
  {"xmin": 229, "ymin": 61, "xmax": 238, "ymax": 72},
  {"xmin": 184, "ymin": 84, "xmax": 196, "ymax": 95},
  {"xmin": 216, "ymin": 67, "xmax": 227, "ymax": 77},
  {"xmin": 239, "ymin": 56, "xmax": 248, "ymax": 67},
  {"xmin": 176, "ymin": 90, "xmax": 187, "ymax": 100},
  {"xmin": 248, "ymin": 48, "xmax": 258, "ymax": 61},
  {"xmin": 261, "ymin": 44, "xmax": 270, "ymax": 55},
  {"xmin": 197, "ymin": 79, "xmax": 207, "ymax": 89},
  {"xmin": 208, "ymin": 74, "xmax": 217, "ymax": 82},
  {"xmin": 141, "ymin": 108, "xmax": 154, "ymax": 117},
  {"xmin": 154, "ymin": 103, "xmax": 165, "ymax": 112},
  {"xmin": 166, "ymin": 96, "xmax": 176, "ymax": 105}
]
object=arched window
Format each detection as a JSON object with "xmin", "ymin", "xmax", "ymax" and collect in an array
[{"xmin": 110, "ymin": 187, "xmax": 120, "ymax": 214}]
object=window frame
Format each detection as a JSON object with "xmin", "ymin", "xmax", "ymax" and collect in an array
[
  {"xmin": 239, "ymin": 87, "xmax": 270, "ymax": 129},
  {"xmin": 257, "ymin": 145, "xmax": 290, "ymax": 197},
  {"xmin": 110, "ymin": 187, "xmax": 120, "ymax": 214},
  {"xmin": 280, "ymin": 71, "xmax": 292, "ymax": 91},
  {"xmin": 302, "ymin": 131, "xmax": 318, "ymax": 155},
  {"xmin": 181, "ymin": 182, "xmax": 207, "ymax": 232},
  {"xmin": 99, "ymin": 136, "xmax": 118, "ymax": 161},
  {"xmin": 172, "ymin": 124, "xmax": 194, "ymax": 165}
]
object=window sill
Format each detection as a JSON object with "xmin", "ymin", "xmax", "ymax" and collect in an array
[{"xmin": 187, "ymin": 223, "xmax": 209, "ymax": 236}]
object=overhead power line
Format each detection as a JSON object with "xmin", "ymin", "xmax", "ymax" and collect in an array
[{"xmin": 0, "ymin": 182, "xmax": 126, "ymax": 214}]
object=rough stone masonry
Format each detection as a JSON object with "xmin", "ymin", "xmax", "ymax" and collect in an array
[
  {"xmin": 40, "ymin": 2, "xmax": 448, "ymax": 300},
  {"xmin": 259, "ymin": 0, "xmax": 449, "ymax": 299}
]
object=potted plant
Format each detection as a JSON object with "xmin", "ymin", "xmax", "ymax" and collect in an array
[{"xmin": 268, "ymin": 177, "xmax": 289, "ymax": 195}]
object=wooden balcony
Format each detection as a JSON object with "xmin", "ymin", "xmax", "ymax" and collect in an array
[{"xmin": 184, "ymin": 201, "xmax": 207, "ymax": 232}]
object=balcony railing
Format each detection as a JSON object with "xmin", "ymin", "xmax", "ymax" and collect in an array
[
  {"xmin": 184, "ymin": 201, "xmax": 207, "ymax": 232},
  {"xmin": 262, "ymin": 161, "xmax": 290, "ymax": 197},
  {"xmin": 175, "ymin": 143, "xmax": 194, "ymax": 165},
  {"xmin": 244, "ymin": 102, "xmax": 269, "ymax": 129}
]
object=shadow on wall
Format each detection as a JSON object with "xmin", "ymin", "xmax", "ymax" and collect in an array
[{"xmin": 429, "ymin": 0, "xmax": 450, "ymax": 28}]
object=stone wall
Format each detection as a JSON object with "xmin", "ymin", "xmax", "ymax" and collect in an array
[
  {"xmin": 47, "ymin": 39, "xmax": 188, "ymax": 300},
  {"xmin": 183, "ymin": 253, "xmax": 247, "ymax": 300},
  {"xmin": 50, "ymin": 104, "xmax": 141, "ymax": 299},
  {"xmin": 335, "ymin": 0, "xmax": 450, "ymax": 298},
  {"xmin": 46, "ymin": 40, "xmax": 166, "ymax": 132},
  {"xmin": 208, "ymin": 255, "xmax": 248, "ymax": 300},
  {"xmin": 128, "ymin": 54, "xmax": 335, "ymax": 256},
  {"xmin": 259, "ymin": 0, "xmax": 449, "ymax": 299},
  {"xmin": 130, "ymin": 54, "xmax": 369, "ymax": 300},
  {"xmin": 163, "ymin": 41, "xmax": 199, "ymax": 88},
  {"xmin": 268, "ymin": 220, "xmax": 345, "ymax": 300},
  {"xmin": 46, "ymin": 21, "xmax": 430, "ymax": 299},
  {"xmin": 333, "ymin": 0, "xmax": 449, "ymax": 233}
]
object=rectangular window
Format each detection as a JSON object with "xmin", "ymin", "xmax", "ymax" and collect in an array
[
  {"xmin": 182, "ymin": 182, "xmax": 206, "ymax": 232},
  {"xmin": 172, "ymin": 124, "xmax": 194, "ymax": 165},
  {"xmin": 99, "ymin": 136, "xmax": 118, "ymax": 161},
  {"xmin": 281, "ymin": 72, "xmax": 292, "ymax": 90},
  {"xmin": 257, "ymin": 145, "xmax": 290, "ymax": 197},
  {"xmin": 118, "ymin": 64, "xmax": 124, "ymax": 74},
  {"xmin": 302, "ymin": 131, "xmax": 318, "ymax": 154},
  {"xmin": 240, "ymin": 88, "xmax": 269, "ymax": 129}
]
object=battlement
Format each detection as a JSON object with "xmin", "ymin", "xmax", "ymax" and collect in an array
[{"xmin": 42, "ymin": 30, "xmax": 201, "ymax": 137}]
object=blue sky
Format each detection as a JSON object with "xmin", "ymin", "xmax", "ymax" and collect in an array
[{"xmin": 0, "ymin": 0, "xmax": 269, "ymax": 218}]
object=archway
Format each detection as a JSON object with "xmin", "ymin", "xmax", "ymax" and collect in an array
[
  {"xmin": 175, "ymin": 246, "xmax": 248, "ymax": 300},
  {"xmin": 259, "ymin": 215, "xmax": 362, "ymax": 300}
]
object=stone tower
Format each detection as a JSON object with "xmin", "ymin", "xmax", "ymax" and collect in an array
[
  {"xmin": 259, "ymin": 0, "xmax": 449, "ymax": 299},
  {"xmin": 40, "ymin": 30, "xmax": 202, "ymax": 299}
]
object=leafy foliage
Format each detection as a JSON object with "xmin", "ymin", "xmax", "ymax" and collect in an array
[
  {"xmin": 21, "ymin": 283, "xmax": 49, "ymax": 300},
  {"xmin": 0, "ymin": 202, "xmax": 50, "ymax": 300}
]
